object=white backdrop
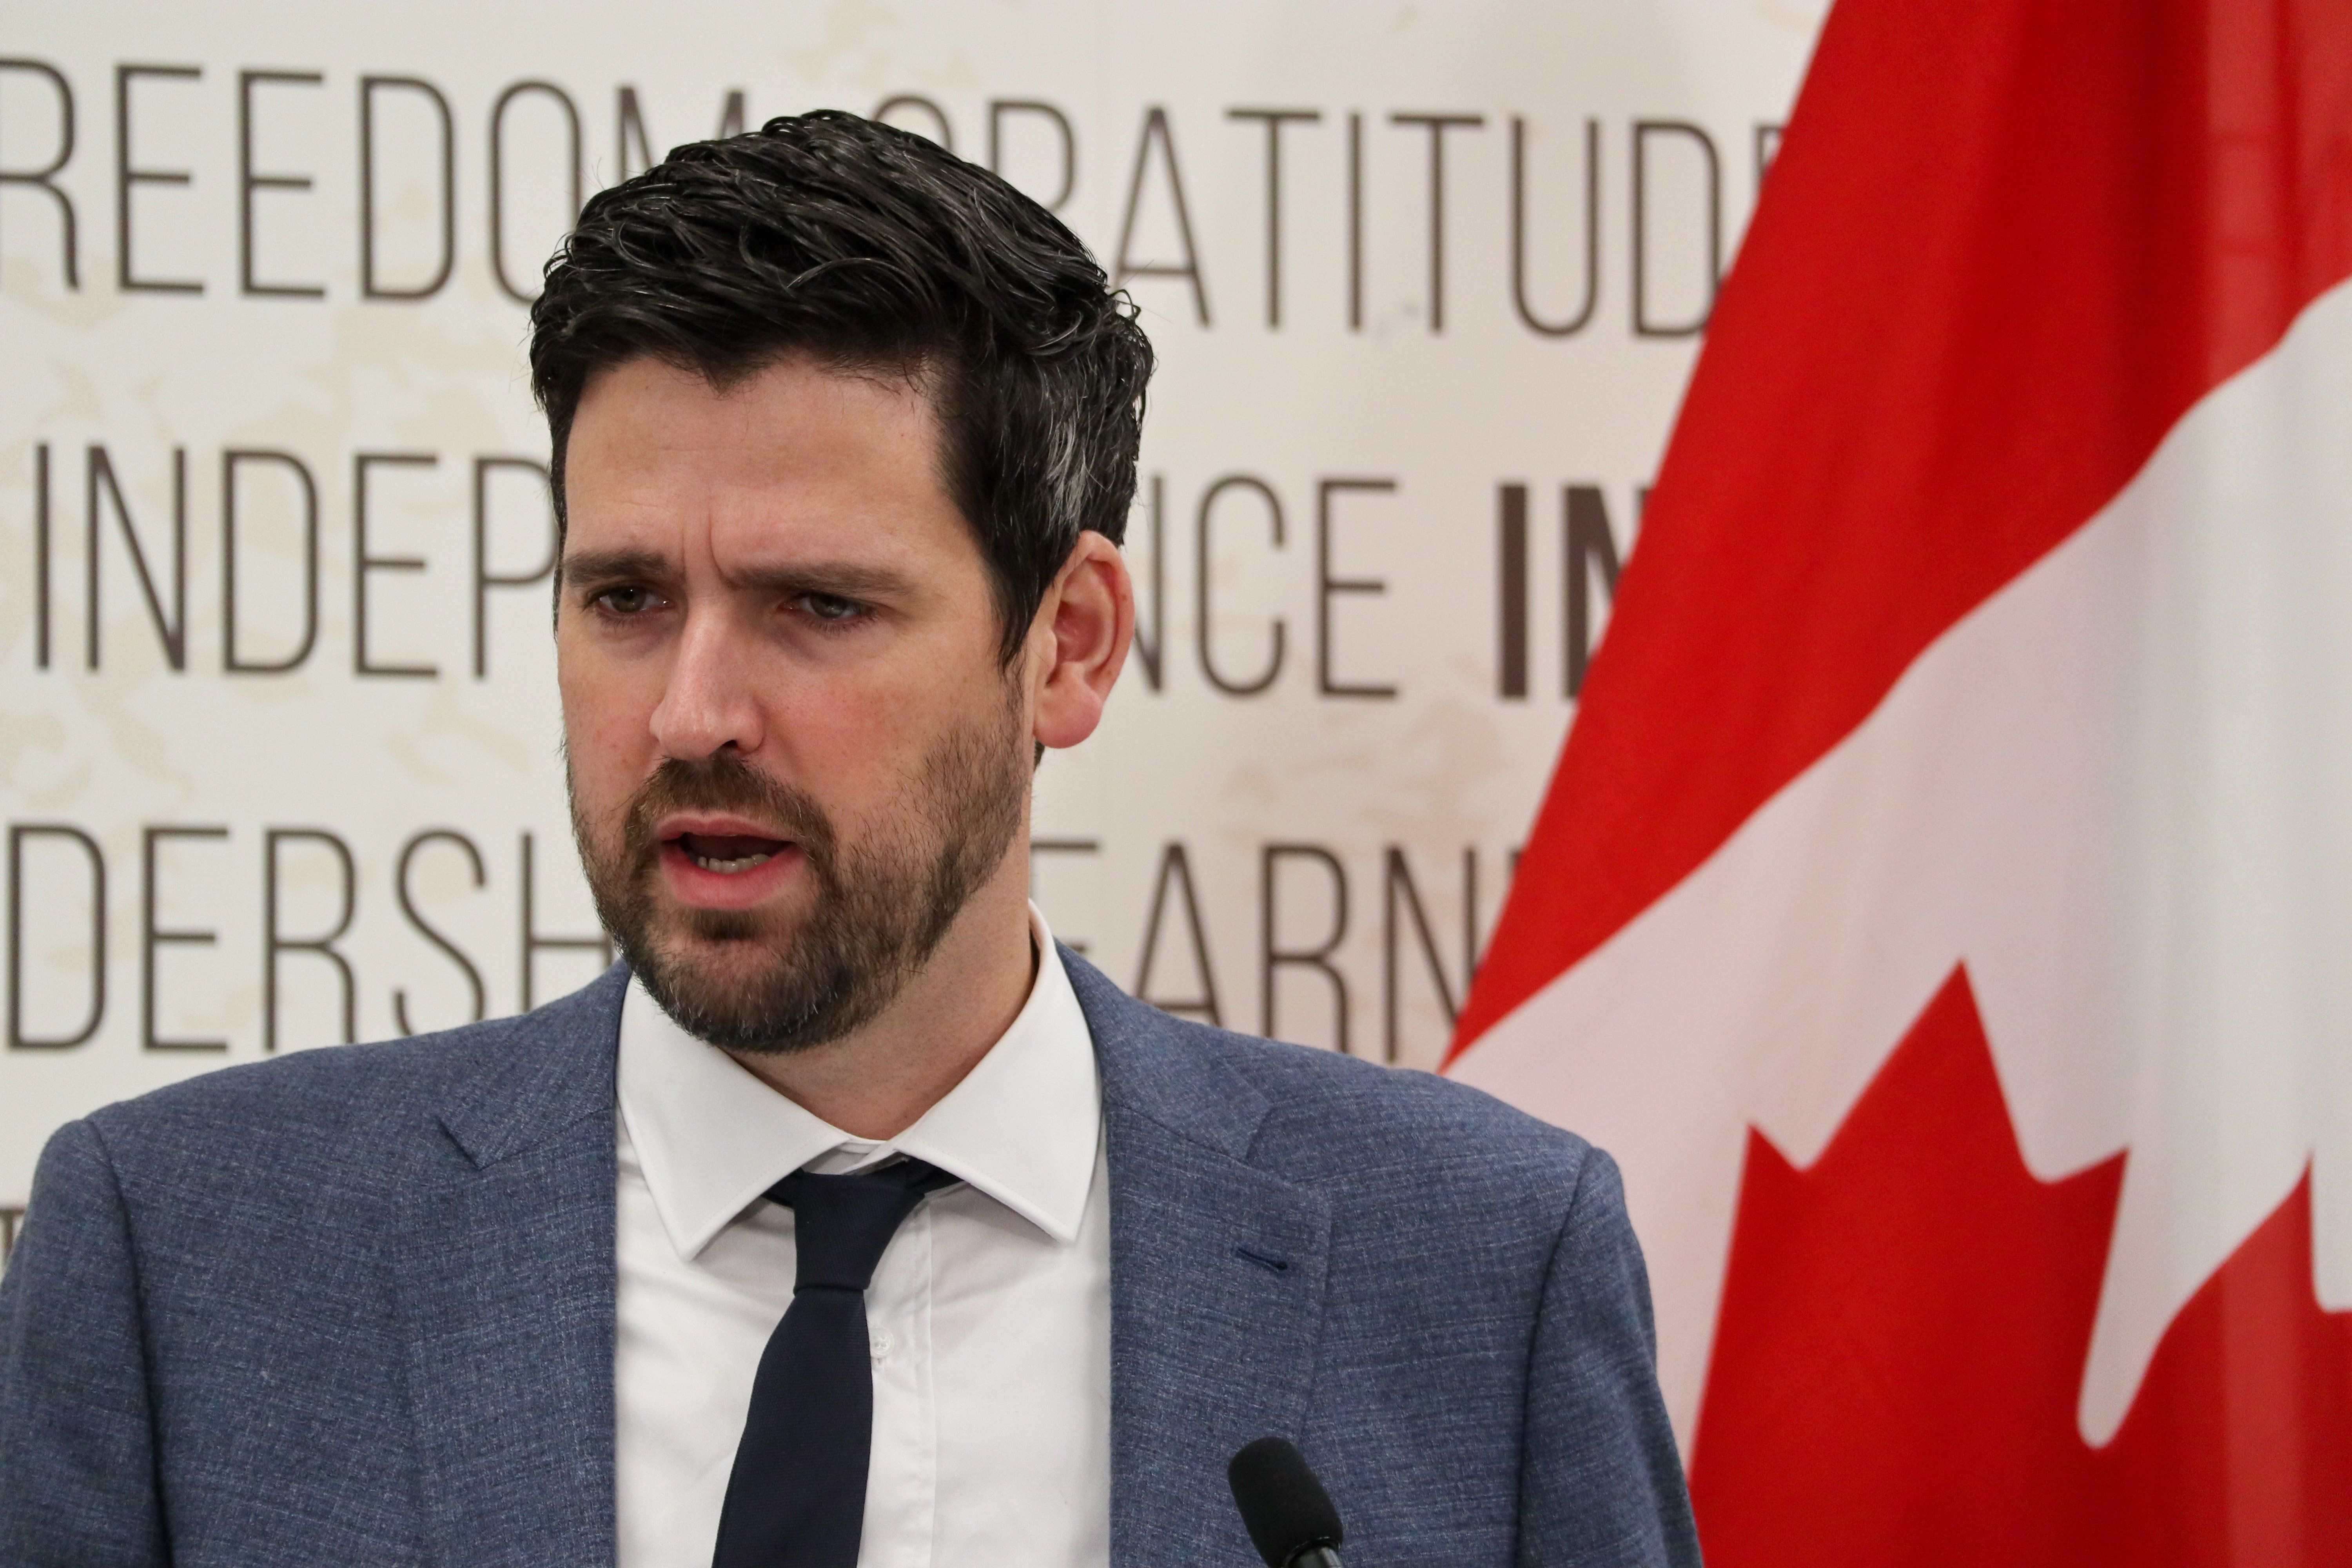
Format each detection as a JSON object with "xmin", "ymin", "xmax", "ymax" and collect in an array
[{"xmin": 0, "ymin": 0, "xmax": 1821, "ymax": 1243}]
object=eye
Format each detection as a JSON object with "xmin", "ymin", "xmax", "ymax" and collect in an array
[
  {"xmin": 794, "ymin": 592, "xmax": 870, "ymax": 624},
  {"xmin": 593, "ymin": 584, "xmax": 665, "ymax": 616}
]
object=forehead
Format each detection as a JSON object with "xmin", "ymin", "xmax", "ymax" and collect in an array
[{"xmin": 562, "ymin": 354, "xmax": 972, "ymax": 569}]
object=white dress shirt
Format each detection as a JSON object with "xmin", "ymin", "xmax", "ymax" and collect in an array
[{"xmin": 614, "ymin": 907, "xmax": 1112, "ymax": 1568}]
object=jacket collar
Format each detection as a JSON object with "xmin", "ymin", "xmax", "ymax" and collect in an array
[
  {"xmin": 432, "ymin": 962, "xmax": 628, "ymax": 1168},
  {"xmin": 1072, "ymin": 947, "xmax": 1271, "ymax": 1160},
  {"xmin": 435, "ymin": 948, "xmax": 1258, "ymax": 1173},
  {"xmin": 1063, "ymin": 948, "xmax": 1336, "ymax": 1568}
]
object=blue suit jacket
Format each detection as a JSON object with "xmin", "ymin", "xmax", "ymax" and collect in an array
[{"xmin": 0, "ymin": 951, "xmax": 1698, "ymax": 1567}]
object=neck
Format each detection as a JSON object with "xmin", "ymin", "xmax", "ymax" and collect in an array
[{"xmin": 722, "ymin": 861, "xmax": 1038, "ymax": 1140}]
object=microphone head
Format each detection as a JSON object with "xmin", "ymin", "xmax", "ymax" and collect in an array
[{"xmin": 1227, "ymin": 1436, "xmax": 1345, "ymax": 1568}]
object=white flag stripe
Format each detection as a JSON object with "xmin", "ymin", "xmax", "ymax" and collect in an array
[{"xmin": 1457, "ymin": 275, "xmax": 2352, "ymax": 1447}]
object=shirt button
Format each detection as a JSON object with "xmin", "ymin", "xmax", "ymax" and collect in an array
[{"xmin": 869, "ymin": 1332, "xmax": 893, "ymax": 1361}]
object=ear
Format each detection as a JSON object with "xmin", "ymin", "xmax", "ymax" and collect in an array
[{"xmin": 1029, "ymin": 531, "xmax": 1134, "ymax": 750}]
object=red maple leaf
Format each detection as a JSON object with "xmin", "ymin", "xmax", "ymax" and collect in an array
[{"xmin": 1688, "ymin": 965, "xmax": 2352, "ymax": 1565}]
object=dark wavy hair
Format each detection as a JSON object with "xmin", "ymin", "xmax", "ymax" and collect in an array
[{"xmin": 528, "ymin": 110, "xmax": 1154, "ymax": 661}]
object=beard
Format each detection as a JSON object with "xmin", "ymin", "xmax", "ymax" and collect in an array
[{"xmin": 572, "ymin": 684, "xmax": 1031, "ymax": 1054}]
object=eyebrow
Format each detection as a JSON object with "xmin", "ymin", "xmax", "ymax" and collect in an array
[
  {"xmin": 732, "ymin": 562, "xmax": 920, "ymax": 601},
  {"xmin": 559, "ymin": 547, "xmax": 668, "ymax": 588},
  {"xmin": 559, "ymin": 548, "xmax": 918, "ymax": 602}
]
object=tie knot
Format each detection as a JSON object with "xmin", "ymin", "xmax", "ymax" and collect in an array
[{"xmin": 769, "ymin": 1159, "xmax": 958, "ymax": 1293}]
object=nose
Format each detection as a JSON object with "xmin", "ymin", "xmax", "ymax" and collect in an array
[{"xmin": 648, "ymin": 607, "xmax": 764, "ymax": 762}]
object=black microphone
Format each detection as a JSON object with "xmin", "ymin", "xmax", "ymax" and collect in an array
[{"xmin": 1227, "ymin": 1435, "xmax": 1345, "ymax": 1568}]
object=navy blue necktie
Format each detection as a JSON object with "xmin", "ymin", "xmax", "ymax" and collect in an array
[{"xmin": 711, "ymin": 1157, "xmax": 960, "ymax": 1568}]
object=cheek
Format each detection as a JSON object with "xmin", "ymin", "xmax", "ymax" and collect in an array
[
  {"xmin": 779, "ymin": 662, "xmax": 992, "ymax": 807},
  {"xmin": 558, "ymin": 647, "xmax": 659, "ymax": 791},
  {"xmin": 783, "ymin": 678, "xmax": 930, "ymax": 780}
]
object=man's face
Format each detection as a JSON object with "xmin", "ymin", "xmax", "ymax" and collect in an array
[{"xmin": 556, "ymin": 354, "xmax": 1033, "ymax": 1052}]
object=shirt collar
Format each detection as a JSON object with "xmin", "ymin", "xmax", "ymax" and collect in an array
[{"xmin": 618, "ymin": 905, "xmax": 1100, "ymax": 1260}]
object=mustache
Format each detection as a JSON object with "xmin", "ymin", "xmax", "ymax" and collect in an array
[{"xmin": 621, "ymin": 753, "xmax": 837, "ymax": 864}]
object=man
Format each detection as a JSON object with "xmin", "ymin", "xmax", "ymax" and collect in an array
[{"xmin": 0, "ymin": 113, "xmax": 1697, "ymax": 1568}]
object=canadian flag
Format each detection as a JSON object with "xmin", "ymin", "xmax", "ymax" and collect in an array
[{"xmin": 1447, "ymin": 0, "xmax": 2352, "ymax": 1561}]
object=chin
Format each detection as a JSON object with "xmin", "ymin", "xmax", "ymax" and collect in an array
[{"xmin": 656, "ymin": 921, "xmax": 788, "ymax": 981}]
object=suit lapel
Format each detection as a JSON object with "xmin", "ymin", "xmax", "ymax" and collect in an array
[
  {"xmin": 396, "ymin": 967, "xmax": 626, "ymax": 1568},
  {"xmin": 1067, "ymin": 952, "xmax": 1334, "ymax": 1568}
]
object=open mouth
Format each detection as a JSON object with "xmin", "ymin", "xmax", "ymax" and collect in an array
[
  {"xmin": 672, "ymin": 831, "xmax": 791, "ymax": 874},
  {"xmin": 648, "ymin": 812, "xmax": 809, "ymax": 909}
]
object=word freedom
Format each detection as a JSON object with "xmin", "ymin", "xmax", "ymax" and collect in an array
[{"xmin": 0, "ymin": 56, "xmax": 1770, "ymax": 337}]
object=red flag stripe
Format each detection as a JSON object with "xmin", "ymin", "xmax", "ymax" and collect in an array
[{"xmin": 1452, "ymin": 0, "xmax": 2352, "ymax": 1056}]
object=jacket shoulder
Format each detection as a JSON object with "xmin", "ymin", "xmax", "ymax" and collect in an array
[
  {"xmin": 1191, "ymin": 1014, "xmax": 1586, "ymax": 1169},
  {"xmin": 77, "ymin": 965, "xmax": 626, "ymax": 1188},
  {"xmin": 1066, "ymin": 946, "xmax": 1590, "ymax": 1215}
]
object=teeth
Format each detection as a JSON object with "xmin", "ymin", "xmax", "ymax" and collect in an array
[{"xmin": 690, "ymin": 852, "xmax": 774, "ymax": 874}]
